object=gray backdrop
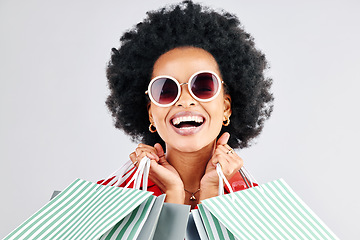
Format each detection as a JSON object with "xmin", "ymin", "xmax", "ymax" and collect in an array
[{"xmin": 1, "ymin": 0, "xmax": 359, "ymax": 238}]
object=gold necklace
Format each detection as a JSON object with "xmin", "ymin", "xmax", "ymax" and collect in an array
[{"xmin": 184, "ymin": 188, "xmax": 201, "ymax": 201}]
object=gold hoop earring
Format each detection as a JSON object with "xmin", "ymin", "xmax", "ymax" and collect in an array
[
  {"xmin": 149, "ymin": 123, "xmax": 157, "ymax": 133},
  {"xmin": 223, "ymin": 116, "xmax": 230, "ymax": 126}
]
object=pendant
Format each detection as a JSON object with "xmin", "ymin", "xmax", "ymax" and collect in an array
[{"xmin": 184, "ymin": 188, "xmax": 200, "ymax": 201}]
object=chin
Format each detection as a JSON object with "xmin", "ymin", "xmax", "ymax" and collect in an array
[
  {"xmin": 170, "ymin": 139, "xmax": 215, "ymax": 153},
  {"xmin": 177, "ymin": 145, "xmax": 203, "ymax": 153}
]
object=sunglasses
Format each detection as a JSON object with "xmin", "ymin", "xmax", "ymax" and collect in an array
[{"xmin": 145, "ymin": 71, "xmax": 223, "ymax": 107}]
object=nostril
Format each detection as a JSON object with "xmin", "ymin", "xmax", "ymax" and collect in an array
[
  {"xmin": 176, "ymin": 89, "xmax": 197, "ymax": 107},
  {"xmin": 176, "ymin": 101, "xmax": 196, "ymax": 107}
]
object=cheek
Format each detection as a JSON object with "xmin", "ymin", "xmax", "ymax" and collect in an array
[
  {"xmin": 150, "ymin": 106, "xmax": 169, "ymax": 129},
  {"xmin": 150, "ymin": 109, "xmax": 169, "ymax": 143},
  {"xmin": 209, "ymin": 100, "xmax": 226, "ymax": 121}
]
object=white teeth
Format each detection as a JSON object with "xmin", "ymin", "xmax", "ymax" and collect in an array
[
  {"xmin": 179, "ymin": 126, "xmax": 197, "ymax": 129},
  {"xmin": 172, "ymin": 115, "xmax": 204, "ymax": 126}
]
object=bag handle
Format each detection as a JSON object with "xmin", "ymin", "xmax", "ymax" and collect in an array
[
  {"xmin": 125, "ymin": 156, "xmax": 151, "ymax": 190},
  {"xmin": 240, "ymin": 166, "xmax": 258, "ymax": 188},
  {"xmin": 101, "ymin": 160, "xmax": 135, "ymax": 187},
  {"xmin": 101, "ymin": 157, "xmax": 151, "ymax": 191},
  {"xmin": 216, "ymin": 163, "xmax": 233, "ymax": 196},
  {"xmin": 216, "ymin": 163, "xmax": 258, "ymax": 196}
]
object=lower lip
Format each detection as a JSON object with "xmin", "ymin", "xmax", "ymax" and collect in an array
[{"xmin": 170, "ymin": 123, "xmax": 204, "ymax": 136}]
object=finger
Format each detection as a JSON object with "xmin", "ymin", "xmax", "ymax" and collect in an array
[
  {"xmin": 211, "ymin": 147, "xmax": 231, "ymax": 165},
  {"xmin": 218, "ymin": 144, "xmax": 235, "ymax": 155},
  {"xmin": 217, "ymin": 145, "xmax": 243, "ymax": 165},
  {"xmin": 154, "ymin": 143, "xmax": 165, "ymax": 158},
  {"xmin": 217, "ymin": 153, "xmax": 244, "ymax": 178},
  {"xmin": 154, "ymin": 143, "xmax": 167, "ymax": 164},
  {"xmin": 212, "ymin": 146, "xmax": 242, "ymax": 171},
  {"xmin": 214, "ymin": 155, "xmax": 241, "ymax": 179},
  {"xmin": 217, "ymin": 132, "xmax": 230, "ymax": 146},
  {"xmin": 217, "ymin": 144, "xmax": 230, "ymax": 153},
  {"xmin": 136, "ymin": 150, "xmax": 158, "ymax": 163},
  {"xmin": 148, "ymin": 152, "xmax": 160, "ymax": 161},
  {"xmin": 135, "ymin": 146, "xmax": 159, "ymax": 161},
  {"xmin": 129, "ymin": 152, "xmax": 139, "ymax": 167},
  {"xmin": 138, "ymin": 143, "xmax": 158, "ymax": 153},
  {"xmin": 129, "ymin": 152, "xmax": 156, "ymax": 167}
]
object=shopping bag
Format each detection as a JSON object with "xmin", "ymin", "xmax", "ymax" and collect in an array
[
  {"xmin": 99, "ymin": 157, "xmax": 191, "ymax": 240},
  {"xmin": 98, "ymin": 157, "xmax": 170, "ymax": 240},
  {"xmin": 4, "ymin": 179, "xmax": 153, "ymax": 240},
  {"xmin": 100, "ymin": 194, "xmax": 166, "ymax": 240},
  {"xmin": 152, "ymin": 202, "xmax": 191, "ymax": 240},
  {"xmin": 186, "ymin": 210, "xmax": 209, "ymax": 240},
  {"xmin": 4, "ymin": 157, "xmax": 160, "ymax": 240},
  {"xmin": 196, "ymin": 204, "xmax": 236, "ymax": 240},
  {"xmin": 197, "ymin": 164, "xmax": 340, "ymax": 240},
  {"xmin": 189, "ymin": 165, "xmax": 247, "ymax": 240},
  {"xmin": 97, "ymin": 157, "xmax": 165, "ymax": 240},
  {"xmin": 137, "ymin": 194, "xmax": 166, "ymax": 240}
]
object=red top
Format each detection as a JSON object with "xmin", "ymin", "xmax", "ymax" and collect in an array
[{"xmin": 97, "ymin": 167, "xmax": 256, "ymax": 196}]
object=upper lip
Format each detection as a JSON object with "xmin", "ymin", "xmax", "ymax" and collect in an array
[{"xmin": 170, "ymin": 111, "xmax": 205, "ymax": 126}]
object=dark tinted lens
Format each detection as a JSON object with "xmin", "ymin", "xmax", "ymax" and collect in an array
[
  {"xmin": 190, "ymin": 73, "xmax": 219, "ymax": 99},
  {"xmin": 150, "ymin": 78, "xmax": 178, "ymax": 104}
]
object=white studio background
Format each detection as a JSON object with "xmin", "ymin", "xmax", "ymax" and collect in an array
[{"xmin": 1, "ymin": 0, "xmax": 359, "ymax": 238}]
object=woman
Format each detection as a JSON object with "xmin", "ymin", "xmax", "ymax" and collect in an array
[{"xmin": 103, "ymin": 1, "xmax": 273, "ymax": 209}]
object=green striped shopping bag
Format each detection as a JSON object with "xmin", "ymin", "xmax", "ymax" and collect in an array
[
  {"xmin": 195, "ymin": 164, "xmax": 340, "ymax": 240},
  {"xmin": 4, "ymin": 157, "xmax": 163, "ymax": 240}
]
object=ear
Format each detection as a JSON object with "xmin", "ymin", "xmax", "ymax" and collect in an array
[
  {"xmin": 147, "ymin": 102, "xmax": 154, "ymax": 125},
  {"xmin": 223, "ymin": 94, "xmax": 232, "ymax": 120}
]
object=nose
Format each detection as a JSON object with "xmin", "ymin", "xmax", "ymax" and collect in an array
[{"xmin": 176, "ymin": 83, "xmax": 196, "ymax": 107}]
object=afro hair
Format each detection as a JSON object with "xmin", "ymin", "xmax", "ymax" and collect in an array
[{"xmin": 106, "ymin": 0, "xmax": 274, "ymax": 149}]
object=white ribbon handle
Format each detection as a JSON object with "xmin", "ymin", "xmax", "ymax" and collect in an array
[
  {"xmin": 142, "ymin": 157, "xmax": 150, "ymax": 190},
  {"xmin": 218, "ymin": 167, "xmax": 224, "ymax": 196},
  {"xmin": 216, "ymin": 163, "xmax": 260, "ymax": 201},
  {"xmin": 216, "ymin": 163, "xmax": 234, "ymax": 196},
  {"xmin": 101, "ymin": 160, "xmax": 135, "ymax": 187},
  {"xmin": 101, "ymin": 157, "xmax": 151, "ymax": 191},
  {"xmin": 125, "ymin": 156, "xmax": 151, "ymax": 190}
]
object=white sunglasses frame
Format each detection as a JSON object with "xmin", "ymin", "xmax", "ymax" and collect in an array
[{"xmin": 146, "ymin": 70, "xmax": 223, "ymax": 107}]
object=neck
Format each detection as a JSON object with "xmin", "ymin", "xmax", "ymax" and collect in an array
[{"xmin": 165, "ymin": 140, "xmax": 216, "ymax": 191}]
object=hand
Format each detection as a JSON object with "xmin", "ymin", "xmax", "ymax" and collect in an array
[
  {"xmin": 129, "ymin": 143, "xmax": 185, "ymax": 203},
  {"xmin": 199, "ymin": 132, "xmax": 244, "ymax": 201}
]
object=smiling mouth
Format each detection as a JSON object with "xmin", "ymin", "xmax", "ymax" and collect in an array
[{"xmin": 171, "ymin": 115, "xmax": 205, "ymax": 129}]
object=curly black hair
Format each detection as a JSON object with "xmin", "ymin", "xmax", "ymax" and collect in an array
[{"xmin": 106, "ymin": 0, "xmax": 273, "ymax": 149}]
